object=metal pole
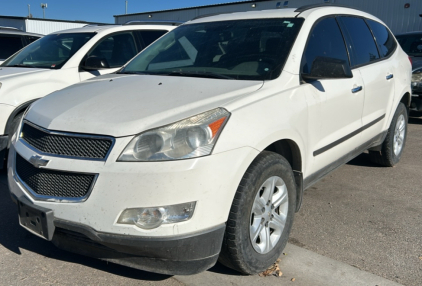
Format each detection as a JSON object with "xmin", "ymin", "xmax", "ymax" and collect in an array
[
  {"xmin": 125, "ymin": 1, "xmax": 128, "ymax": 14},
  {"xmin": 28, "ymin": 4, "xmax": 30, "ymax": 17},
  {"xmin": 43, "ymin": 8, "xmax": 45, "ymax": 19}
]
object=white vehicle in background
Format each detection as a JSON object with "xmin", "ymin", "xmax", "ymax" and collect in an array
[
  {"xmin": 0, "ymin": 21, "xmax": 178, "ymax": 166},
  {"xmin": 0, "ymin": 26, "xmax": 42, "ymax": 64},
  {"xmin": 8, "ymin": 4, "xmax": 411, "ymax": 276}
]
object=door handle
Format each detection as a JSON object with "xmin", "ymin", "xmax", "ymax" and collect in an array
[
  {"xmin": 386, "ymin": 74, "xmax": 394, "ymax": 80},
  {"xmin": 351, "ymin": 86, "xmax": 363, "ymax": 93}
]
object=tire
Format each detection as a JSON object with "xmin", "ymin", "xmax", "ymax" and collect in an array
[
  {"xmin": 7, "ymin": 112, "xmax": 24, "ymax": 149},
  {"xmin": 369, "ymin": 103, "xmax": 408, "ymax": 167},
  {"xmin": 219, "ymin": 151, "xmax": 296, "ymax": 274}
]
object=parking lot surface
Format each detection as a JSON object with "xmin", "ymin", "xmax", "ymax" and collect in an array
[{"xmin": 1, "ymin": 117, "xmax": 421, "ymax": 286}]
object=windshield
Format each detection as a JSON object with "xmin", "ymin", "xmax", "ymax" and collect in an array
[
  {"xmin": 119, "ymin": 18, "xmax": 304, "ymax": 80},
  {"xmin": 2, "ymin": 33, "xmax": 95, "ymax": 69},
  {"xmin": 396, "ymin": 34, "xmax": 422, "ymax": 57}
]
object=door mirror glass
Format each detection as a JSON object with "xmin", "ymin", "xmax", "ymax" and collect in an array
[
  {"xmin": 302, "ymin": 56, "xmax": 353, "ymax": 80},
  {"xmin": 82, "ymin": 55, "xmax": 110, "ymax": 70}
]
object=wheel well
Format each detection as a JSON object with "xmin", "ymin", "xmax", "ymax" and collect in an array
[
  {"xmin": 264, "ymin": 139, "xmax": 302, "ymax": 172},
  {"xmin": 400, "ymin": 92, "xmax": 411, "ymax": 110},
  {"xmin": 4, "ymin": 99, "xmax": 38, "ymax": 135}
]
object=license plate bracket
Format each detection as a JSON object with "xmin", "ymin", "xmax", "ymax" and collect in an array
[{"xmin": 18, "ymin": 198, "xmax": 55, "ymax": 241}]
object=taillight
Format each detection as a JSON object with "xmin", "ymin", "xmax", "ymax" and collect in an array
[{"xmin": 409, "ymin": 56, "xmax": 413, "ymax": 65}]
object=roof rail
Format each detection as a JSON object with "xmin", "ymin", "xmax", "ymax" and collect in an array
[
  {"xmin": 192, "ymin": 13, "xmax": 226, "ymax": 20},
  {"xmin": 83, "ymin": 24, "xmax": 108, "ymax": 27},
  {"xmin": 294, "ymin": 4, "xmax": 355, "ymax": 13},
  {"xmin": 123, "ymin": 20, "xmax": 183, "ymax": 26},
  {"xmin": 0, "ymin": 26, "xmax": 21, "ymax": 31}
]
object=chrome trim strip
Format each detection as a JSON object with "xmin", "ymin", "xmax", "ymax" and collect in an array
[
  {"xmin": 20, "ymin": 120, "xmax": 115, "ymax": 161},
  {"xmin": 13, "ymin": 150, "xmax": 99, "ymax": 203}
]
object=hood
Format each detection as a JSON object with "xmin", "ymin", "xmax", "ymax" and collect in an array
[
  {"xmin": 26, "ymin": 74, "xmax": 263, "ymax": 137},
  {"xmin": 0, "ymin": 67, "xmax": 50, "ymax": 79}
]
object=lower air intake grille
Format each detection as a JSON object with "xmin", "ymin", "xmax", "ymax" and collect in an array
[{"xmin": 15, "ymin": 153, "xmax": 96, "ymax": 199}]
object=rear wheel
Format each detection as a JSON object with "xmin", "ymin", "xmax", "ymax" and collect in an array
[
  {"xmin": 369, "ymin": 103, "xmax": 408, "ymax": 167},
  {"xmin": 219, "ymin": 151, "xmax": 296, "ymax": 274}
]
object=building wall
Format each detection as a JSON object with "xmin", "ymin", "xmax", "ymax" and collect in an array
[
  {"xmin": 25, "ymin": 19, "xmax": 88, "ymax": 35},
  {"xmin": 115, "ymin": 0, "xmax": 422, "ymax": 34}
]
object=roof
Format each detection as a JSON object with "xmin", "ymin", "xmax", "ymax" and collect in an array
[
  {"xmin": 0, "ymin": 15, "xmax": 110, "ymax": 25},
  {"xmin": 189, "ymin": 8, "xmax": 299, "ymax": 23},
  {"xmin": 51, "ymin": 23, "xmax": 176, "ymax": 35},
  {"xmin": 0, "ymin": 27, "xmax": 42, "ymax": 37},
  {"xmin": 113, "ymin": 0, "xmax": 271, "ymax": 17}
]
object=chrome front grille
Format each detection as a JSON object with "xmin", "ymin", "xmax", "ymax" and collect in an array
[{"xmin": 20, "ymin": 122, "xmax": 113, "ymax": 160}]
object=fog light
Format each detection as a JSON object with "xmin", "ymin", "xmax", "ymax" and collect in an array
[{"xmin": 117, "ymin": 202, "xmax": 196, "ymax": 229}]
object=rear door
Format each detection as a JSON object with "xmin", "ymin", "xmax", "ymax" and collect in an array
[
  {"xmin": 301, "ymin": 17, "xmax": 365, "ymax": 175},
  {"xmin": 338, "ymin": 17, "xmax": 396, "ymax": 142}
]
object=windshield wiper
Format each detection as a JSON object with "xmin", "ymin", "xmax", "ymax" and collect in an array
[
  {"xmin": 8, "ymin": 64, "xmax": 36, "ymax": 68},
  {"xmin": 117, "ymin": 71, "xmax": 156, "ymax": 75},
  {"xmin": 164, "ymin": 71, "xmax": 235, "ymax": 80}
]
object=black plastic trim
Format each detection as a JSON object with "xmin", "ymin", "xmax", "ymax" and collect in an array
[
  {"xmin": 294, "ymin": 4, "xmax": 356, "ymax": 13},
  {"xmin": 51, "ymin": 219, "xmax": 226, "ymax": 275},
  {"xmin": 313, "ymin": 114, "xmax": 385, "ymax": 157},
  {"xmin": 305, "ymin": 131, "xmax": 387, "ymax": 189},
  {"xmin": 4, "ymin": 99, "xmax": 39, "ymax": 135}
]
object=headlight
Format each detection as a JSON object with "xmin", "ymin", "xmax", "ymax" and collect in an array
[
  {"xmin": 118, "ymin": 108, "xmax": 230, "ymax": 161},
  {"xmin": 117, "ymin": 202, "xmax": 196, "ymax": 229}
]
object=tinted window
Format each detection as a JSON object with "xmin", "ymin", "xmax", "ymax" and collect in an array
[
  {"xmin": 26, "ymin": 36, "xmax": 41, "ymax": 44},
  {"xmin": 121, "ymin": 18, "xmax": 304, "ymax": 81},
  {"xmin": 85, "ymin": 32, "xmax": 137, "ymax": 68},
  {"xmin": 301, "ymin": 17, "xmax": 349, "ymax": 74},
  {"xmin": 139, "ymin": 30, "xmax": 167, "ymax": 47},
  {"xmin": 366, "ymin": 19, "xmax": 396, "ymax": 58},
  {"xmin": 3, "ymin": 33, "xmax": 95, "ymax": 69},
  {"xmin": 396, "ymin": 34, "xmax": 422, "ymax": 57},
  {"xmin": 338, "ymin": 17, "xmax": 380, "ymax": 66},
  {"xmin": 0, "ymin": 35, "xmax": 24, "ymax": 60}
]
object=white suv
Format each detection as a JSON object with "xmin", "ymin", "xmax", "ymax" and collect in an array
[
  {"xmin": 0, "ymin": 27, "xmax": 42, "ymax": 65},
  {"xmin": 0, "ymin": 22, "xmax": 177, "ymax": 166},
  {"xmin": 8, "ymin": 5, "xmax": 411, "ymax": 275}
]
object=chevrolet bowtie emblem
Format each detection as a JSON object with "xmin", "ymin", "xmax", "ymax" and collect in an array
[{"xmin": 29, "ymin": 155, "xmax": 49, "ymax": 168}]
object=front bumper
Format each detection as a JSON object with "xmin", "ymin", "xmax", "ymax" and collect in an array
[
  {"xmin": 8, "ymin": 134, "xmax": 259, "ymax": 273},
  {"xmin": 10, "ymin": 193, "xmax": 224, "ymax": 275}
]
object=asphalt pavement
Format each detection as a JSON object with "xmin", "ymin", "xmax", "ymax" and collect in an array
[{"xmin": 0, "ymin": 117, "xmax": 421, "ymax": 285}]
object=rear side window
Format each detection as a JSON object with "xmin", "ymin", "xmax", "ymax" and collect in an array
[
  {"xmin": 301, "ymin": 17, "xmax": 349, "ymax": 74},
  {"xmin": 366, "ymin": 19, "xmax": 396, "ymax": 58},
  {"xmin": 139, "ymin": 30, "xmax": 168, "ymax": 48},
  {"xmin": 0, "ymin": 35, "xmax": 24, "ymax": 59},
  {"xmin": 338, "ymin": 17, "xmax": 380, "ymax": 67}
]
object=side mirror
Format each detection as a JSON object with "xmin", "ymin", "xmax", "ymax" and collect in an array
[
  {"xmin": 302, "ymin": 56, "xmax": 353, "ymax": 81},
  {"xmin": 82, "ymin": 56, "xmax": 110, "ymax": 70}
]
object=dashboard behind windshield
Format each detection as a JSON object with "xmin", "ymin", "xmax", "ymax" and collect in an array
[
  {"xmin": 120, "ymin": 18, "xmax": 304, "ymax": 80},
  {"xmin": 2, "ymin": 33, "xmax": 95, "ymax": 69}
]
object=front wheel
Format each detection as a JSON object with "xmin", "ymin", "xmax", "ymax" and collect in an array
[
  {"xmin": 369, "ymin": 103, "xmax": 408, "ymax": 167},
  {"xmin": 219, "ymin": 151, "xmax": 296, "ymax": 274}
]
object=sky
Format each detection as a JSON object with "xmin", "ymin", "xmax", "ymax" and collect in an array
[{"xmin": 1, "ymin": 0, "xmax": 231, "ymax": 23}]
